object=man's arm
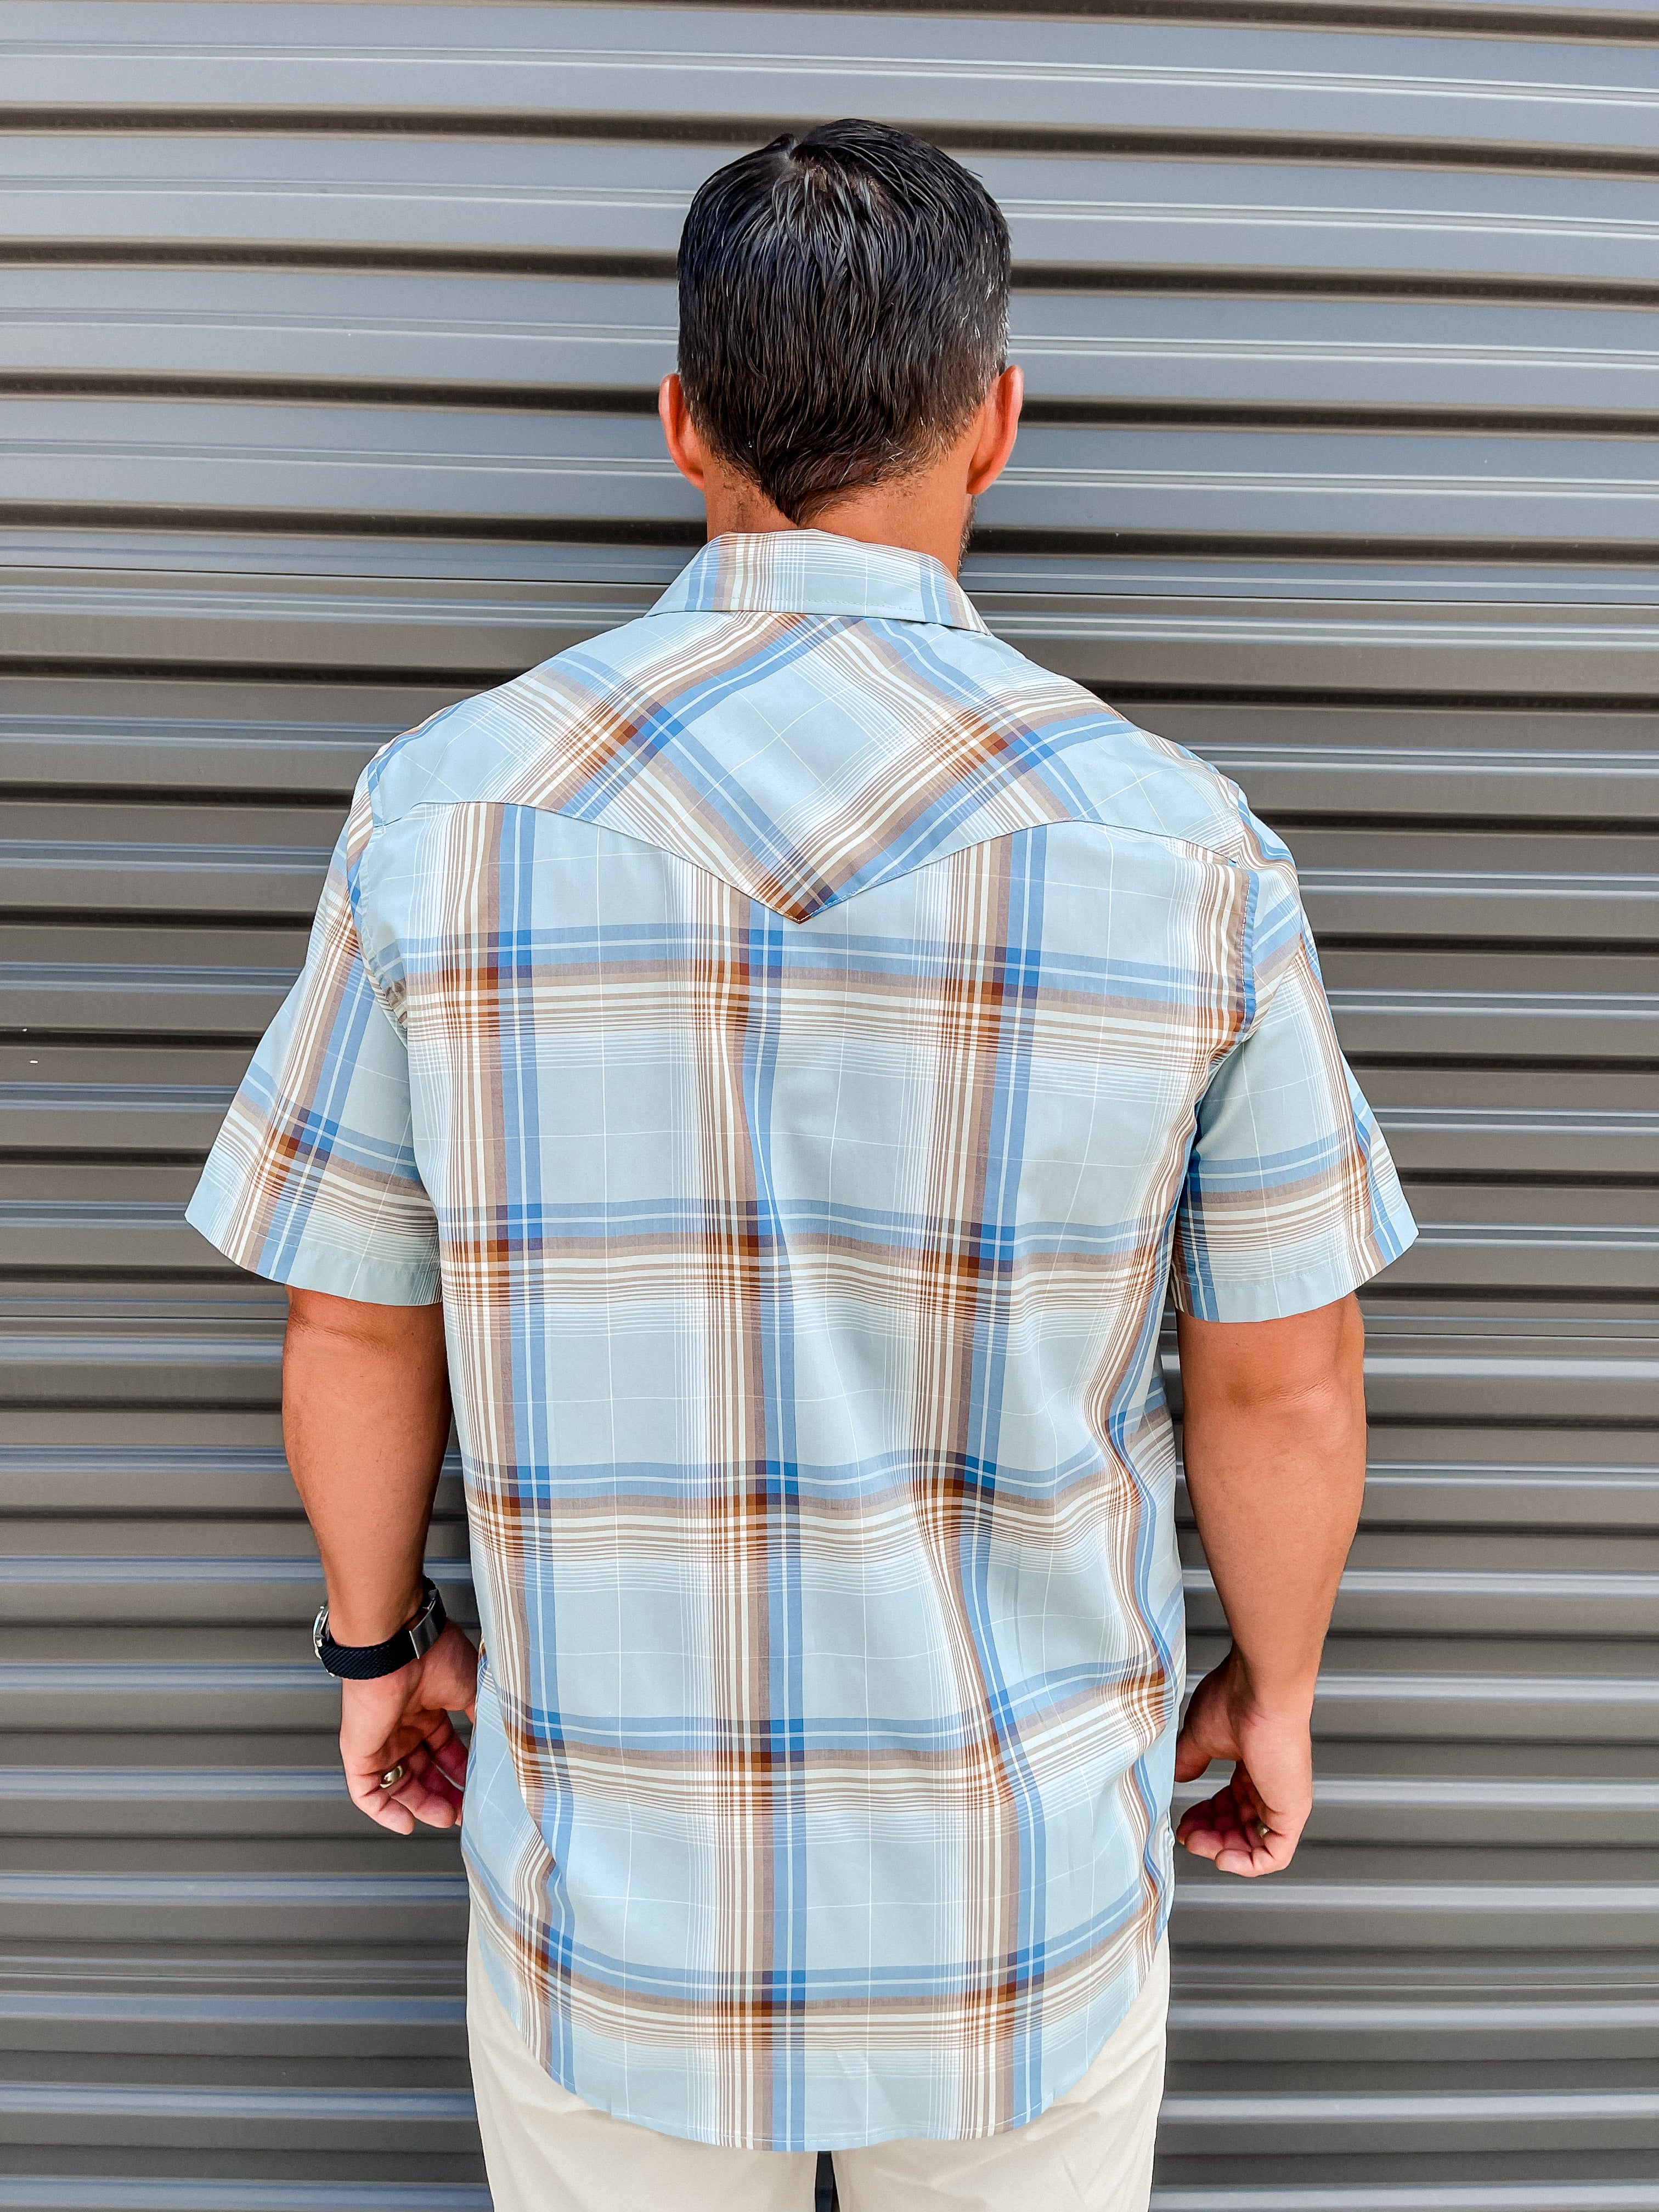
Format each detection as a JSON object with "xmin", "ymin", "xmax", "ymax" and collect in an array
[
  {"xmin": 1172, "ymin": 1292, "xmax": 1367, "ymax": 1877},
  {"xmin": 284, "ymin": 1286, "xmax": 478, "ymax": 1835}
]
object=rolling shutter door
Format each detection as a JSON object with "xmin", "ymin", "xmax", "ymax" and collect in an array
[{"xmin": 2, "ymin": 5, "xmax": 1655, "ymax": 2206}]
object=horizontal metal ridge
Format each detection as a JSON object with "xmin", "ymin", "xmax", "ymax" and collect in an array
[
  {"xmin": 1149, "ymin": 2187, "xmax": 1659, "ymax": 2210},
  {"xmin": 0, "ymin": 1874, "xmax": 468, "ymax": 1905},
  {"xmin": 0, "ymin": 1556, "xmax": 472, "ymax": 1583},
  {"xmin": 0, "ymin": 1769, "xmax": 341, "ymax": 1798},
  {"xmin": 1303, "ymin": 868, "xmax": 1658, "ymax": 900},
  {"xmin": 1159, "ymin": 2090, "xmax": 1659, "ymax": 2123},
  {"xmin": 0, "ymin": 2080, "xmax": 475, "ymax": 2121},
  {"xmin": 2, "ymin": 962, "xmax": 297, "ymax": 992},
  {"xmin": 0, "ymin": 1996, "xmax": 465, "ymax": 2034},
  {"xmin": 1166, "ymin": 1999, "xmax": 1659, "ymax": 2032},
  {"xmin": 1330, "ymin": 985, "xmax": 1656, "ymax": 1015},
  {"xmin": 0, "ymin": 1082, "xmax": 236, "ymax": 1111},
  {"xmin": 1187, "ymin": 1564, "xmax": 1659, "ymax": 1600},
  {"xmin": 0, "ymin": 1666, "xmax": 326, "ymax": 1692},
  {"xmin": 1314, "ymin": 1672, "xmax": 1658, "ymax": 1704},
  {"xmin": 0, "ymin": 2186, "xmax": 489, "ymax": 2212},
  {"xmin": 1175, "ymin": 1883, "xmax": 1659, "ymax": 1915},
  {"xmin": 1, "ymin": 840, "xmax": 328, "ymax": 876},
  {"xmin": 1358, "ymin": 1350, "xmax": 1659, "ymax": 1381},
  {"xmin": 1377, "ymin": 1106, "xmax": 1658, "ymax": 1133},
  {"xmin": 0, "ymin": 1337, "xmax": 282, "ymax": 1367}
]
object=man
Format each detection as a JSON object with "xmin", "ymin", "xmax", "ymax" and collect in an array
[{"xmin": 187, "ymin": 121, "xmax": 1414, "ymax": 2212}]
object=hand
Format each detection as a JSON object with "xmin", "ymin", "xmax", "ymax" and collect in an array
[
  {"xmin": 1173, "ymin": 1647, "xmax": 1313, "ymax": 1877},
  {"xmin": 338, "ymin": 1620, "xmax": 479, "ymax": 1836}
]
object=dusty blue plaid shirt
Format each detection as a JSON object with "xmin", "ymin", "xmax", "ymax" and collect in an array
[{"xmin": 189, "ymin": 531, "xmax": 1414, "ymax": 2151}]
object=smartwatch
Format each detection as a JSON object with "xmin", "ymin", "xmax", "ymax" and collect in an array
[{"xmin": 313, "ymin": 1576, "xmax": 447, "ymax": 1680}]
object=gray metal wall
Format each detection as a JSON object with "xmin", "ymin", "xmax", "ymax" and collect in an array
[{"xmin": 2, "ymin": 3, "xmax": 1656, "ymax": 2206}]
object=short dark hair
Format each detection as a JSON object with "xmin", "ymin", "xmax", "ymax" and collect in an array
[{"xmin": 676, "ymin": 121, "xmax": 1011, "ymax": 526}]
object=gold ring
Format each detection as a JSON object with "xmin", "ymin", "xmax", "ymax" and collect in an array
[{"xmin": 379, "ymin": 1764, "xmax": 407, "ymax": 1791}]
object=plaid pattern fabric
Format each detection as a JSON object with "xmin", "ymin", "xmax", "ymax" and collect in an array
[{"xmin": 189, "ymin": 531, "xmax": 1414, "ymax": 2151}]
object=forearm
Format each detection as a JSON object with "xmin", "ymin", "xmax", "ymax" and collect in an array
[
  {"xmin": 1176, "ymin": 1294, "xmax": 1367, "ymax": 1708},
  {"xmin": 283, "ymin": 1287, "xmax": 452, "ymax": 1643}
]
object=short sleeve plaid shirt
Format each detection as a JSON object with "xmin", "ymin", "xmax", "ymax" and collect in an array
[{"xmin": 189, "ymin": 530, "xmax": 1415, "ymax": 2152}]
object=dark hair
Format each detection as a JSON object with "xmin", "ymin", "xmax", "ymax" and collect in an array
[{"xmin": 676, "ymin": 121, "xmax": 1011, "ymax": 526}]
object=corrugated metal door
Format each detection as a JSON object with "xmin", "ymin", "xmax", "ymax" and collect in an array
[{"xmin": 3, "ymin": 4, "xmax": 1655, "ymax": 2205}]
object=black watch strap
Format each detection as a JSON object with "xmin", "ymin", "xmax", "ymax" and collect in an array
[{"xmin": 313, "ymin": 1577, "xmax": 446, "ymax": 1680}]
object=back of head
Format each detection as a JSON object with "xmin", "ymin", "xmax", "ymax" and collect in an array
[{"xmin": 676, "ymin": 120, "xmax": 1011, "ymax": 526}]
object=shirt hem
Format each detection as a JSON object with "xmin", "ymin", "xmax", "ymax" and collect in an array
[{"xmin": 466, "ymin": 1892, "xmax": 1168, "ymax": 2154}]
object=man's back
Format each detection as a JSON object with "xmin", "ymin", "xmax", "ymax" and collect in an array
[{"xmin": 190, "ymin": 529, "xmax": 1412, "ymax": 2150}]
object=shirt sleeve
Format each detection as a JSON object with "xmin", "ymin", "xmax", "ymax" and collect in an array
[
  {"xmin": 1171, "ymin": 850, "xmax": 1417, "ymax": 1324},
  {"xmin": 184, "ymin": 797, "xmax": 441, "ymax": 1306}
]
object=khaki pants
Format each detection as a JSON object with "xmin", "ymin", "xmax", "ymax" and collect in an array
[{"xmin": 468, "ymin": 1918, "xmax": 1168, "ymax": 2212}]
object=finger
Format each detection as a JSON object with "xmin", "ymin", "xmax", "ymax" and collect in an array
[
  {"xmin": 426, "ymin": 1762, "xmax": 466, "ymax": 1808},
  {"xmin": 428, "ymin": 1733, "xmax": 470, "ymax": 1788},
  {"xmin": 1175, "ymin": 1795, "xmax": 1240, "ymax": 1860},
  {"xmin": 1176, "ymin": 1775, "xmax": 1263, "ymax": 1863},
  {"xmin": 1183, "ymin": 1773, "xmax": 1250, "ymax": 1836},
  {"xmin": 403, "ymin": 1747, "xmax": 465, "ymax": 1812},
  {"xmin": 1214, "ymin": 1830, "xmax": 1284, "ymax": 1876},
  {"xmin": 1229, "ymin": 1765, "xmax": 1308, "ymax": 1865},
  {"xmin": 347, "ymin": 1776, "xmax": 417, "ymax": 1836},
  {"xmin": 371, "ymin": 1752, "xmax": 457, "ymax": 1831},
  {"xmin": 1177, "ymin": 1808, "xmax": 1248, "ymax": 1863},
  {"xmin": 387, "ymin": 1773, "xmax": 460, "ymax": 1829},
  {"xmin": 1210, "ymin": 1793, "xmax": 1302, "ymax": 1877},
  {"xmin": 401, "ymin": 1732, "xmax": 466, "ymax": 1803}
]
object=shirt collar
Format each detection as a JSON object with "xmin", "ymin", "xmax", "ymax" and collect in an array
[{"xmin": 650, "ymin": 528, "xmax": 989, "ymax": 634}]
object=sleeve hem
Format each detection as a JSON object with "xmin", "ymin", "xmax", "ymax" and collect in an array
[
  {"xmin": 184, "ymin": 1188, "xmax": 442, "ymax": 1307},
  {"xmin": 1171, "ymin": 1220, "xmax": 1418, "ymax": 1324}
]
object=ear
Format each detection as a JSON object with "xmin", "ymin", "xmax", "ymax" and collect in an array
[
  {"xmin": 964, "ymin": 365, "xmax": 1023, "ymax": 498},
  {"xmin": 659, "ymin": 374, "xmax": 709, "ymax": 490}
]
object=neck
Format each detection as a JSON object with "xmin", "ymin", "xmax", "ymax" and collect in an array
[{"xmin": 702, "ymin": 472, "xmax": 974, "ymax": 577}]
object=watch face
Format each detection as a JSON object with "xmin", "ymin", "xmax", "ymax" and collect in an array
[{"xmin": 312, "ymin": 1604, "xmax": 329, "ymax": 1658}]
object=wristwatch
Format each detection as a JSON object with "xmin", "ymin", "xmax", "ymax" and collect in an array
[{"xmin": 313, "ymin": 1577, "xmax": 447, "ymax": 1680}]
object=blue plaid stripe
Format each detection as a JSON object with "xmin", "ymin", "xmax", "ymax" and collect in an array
[{"xmin": 187, "ymin": 529, "xmax": 1414, "ymax": 2149}]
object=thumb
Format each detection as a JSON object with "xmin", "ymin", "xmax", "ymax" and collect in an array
[
  {"xmin": 462, "ymin": 1634, "xmax": 481, "ymax": 1724},
  {"xmin": 1173, "ymin": 1718, "xmax": 1217, "ymax": 1784},
  {"xmin": 1173, "ymin": 1674, "xmax": 1235, "ymax": 1782}
]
